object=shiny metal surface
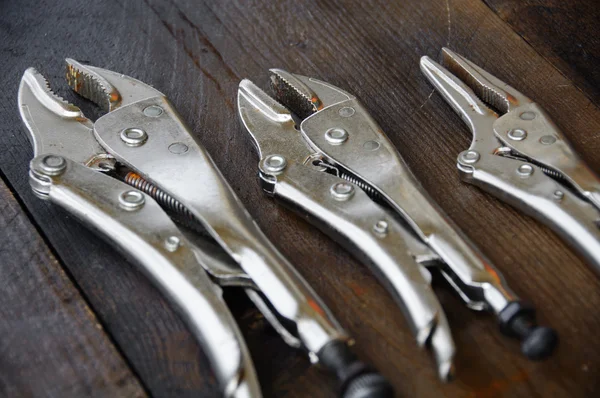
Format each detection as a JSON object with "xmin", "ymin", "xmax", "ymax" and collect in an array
[
  {"xmin": 421, "ymin": 47, "xmax": 600, "ymax": 272},
  {"xmin": 18, "ymin": 60, "xmax": 362, "ymax": 398},
  {"xmin": 29, "ymin": 157, "xmax": 259, "ymax": 398},
  {"xmin": 237, "ymin": 72, "xmax": 533, "ymax": 380}
]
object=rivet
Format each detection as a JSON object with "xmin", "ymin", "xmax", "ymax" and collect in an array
[
  {"xmin": 363, "ymin": 140, "xmax": 380, "ymax": 151},
  {"xmin": 325, "ymin": 128, "xmax": 349, "ymax": 145},
  {"xmin": 459, "ymin": 150, "xmax": 480, "ymax": 164},
  {"xmin": 338, "ymin": 107, "xmax": 355, "ymax": 117},
  {"xmin": 168, "ymin": 142, "xmax": 189, "ymax": 154},
  {"xmin": 164, "ymin": 236, "xmax": 181, "ymax": 252},
  {"xmin": 120, "ymin": 128, "xmax": 148, "ymax": 146},
  {"xmin": 508, "ymin": 128, "xmax": 527, "ymax": 141},
  {"xmin": 119, "ymin": 190, "xmax": 145, "ymax": 210},
  {"xmin": 539, "ymin": 135, "xmax": 556, "ymax": 145},
  {"xmin": 263, "ymin": 154, "xmax": 287, "ymax": 173},
  {"xmin": 40, "ymin": 155, "xmax": 67, "ymax": 175},
  {"xmin": 143, "ymin": 105, "xmax": 164, "ymax": 117},
  {"xmin": 373, "ymin": 220, "xmax": 389, "ymax": 236},
  {"xmin": 517, "ymin": 164, "xmax": 534, "ymax": 177},
  {"xmin": 519, "ymin": 112, "xmax": 536, "ymax": 120},
  {"xmin": 330, "ymin": 182, "xmax": 355, "ymax": 201},
  {"xmin": 553, "ymin": 190, "xmax": 564, "ymax": 200}
]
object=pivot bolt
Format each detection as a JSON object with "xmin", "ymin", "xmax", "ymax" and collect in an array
[
  {"xmin": 40, "ymin": 155, "xmax": 67, "ymax": 175},
  {"xmin": 325, "ymin": 128, "xmax": 349, "ymax": 145},
  {"xmin": 508, "ymin": 129, "xmax": 527, "ymax": 141},
  {"xmin": 459, "ymin": 150, "xmax": 480, "ymax": 164},
  {"xmin": 120, "ymin": 128, "xmax": 148, "ymax": 146},
  {"xmin": 330, "ymin": 182, "xmax": 355, "ymax": 201},
  {"xmin": 263, "ymin": 154, "xmax": 287, "ymax": 173},
  {"xmin": 119, "ymin": 190, "xmax": 145, "ymax": 210},
  {"xmin": 517, "ymin": 164, "xmax": 534, "ymax": 177}
]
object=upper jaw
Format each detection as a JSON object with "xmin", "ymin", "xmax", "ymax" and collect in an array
[{"xmin": 268, "ymin": 69, "xmax": 355, "ymax": 121}]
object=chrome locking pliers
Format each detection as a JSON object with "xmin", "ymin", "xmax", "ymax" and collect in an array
[
  {"xmin": 237, "ymin": 69, "xmax": 557, "ymax": 381},
  {"xmin": 421, "ymin": 48, "xmax": 600, "ymax": 274},
  {"xmin": 18, "ymin": 60, "xmax": 392, "ymax": 398}
]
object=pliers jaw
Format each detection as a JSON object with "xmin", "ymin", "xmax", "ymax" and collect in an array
[{"xmin": 237, "ymin": 70, "xmax": 357, "ymax": 193}]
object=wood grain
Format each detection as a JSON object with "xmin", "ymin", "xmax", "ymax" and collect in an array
[
  {"xmin": 0, "ymin": 0, "xmax": 599, "ymax": 397},
  {"xmin": 0, "ymin": 178, "xmax": 145, "ymax": 397},
  {"xmin": 483, "ymin": 0, "xmax": 600, "ymax": 105}
]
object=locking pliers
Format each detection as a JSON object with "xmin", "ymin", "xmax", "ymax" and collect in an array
[
  {"xmin": 237, "ymin": 69, "xmax": 558, "ymax": 381},
  {"xmin": 421, "ymin": 48, "xmax": 600, "ymax": 274},
  {"xmin": 18, "ymin": 60, "xmax": 392, "ymax": 398}
]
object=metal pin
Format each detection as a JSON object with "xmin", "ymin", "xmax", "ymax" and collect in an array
[
  {"xmin": 263, "ymin": 154, "xmax": 287, "ymax": 173},
  {"xmin": 119, "ymin": 190, "xmax": 145, "ymax": 210},
  {"xmin": 330, "ymin": 182, "xmax": 355, "ymax": 201},
  {"xmin": 40, "ymin": 155, "xmax": 67, "ymax": 175},
  {"xmin": 120, "ymin": 128, "xmax": 148, "ymax": 146}
]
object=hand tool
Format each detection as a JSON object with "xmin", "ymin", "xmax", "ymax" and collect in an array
[
  {"xmin": 18, "ymin": 60, "xmax": 392, "ymax": 398},
  {"xmin": 421, "ymin": 48, "xmax": 600, "ymax": 274},
  {"xmin": 237, "ymin": 69, "xmax": 558, "ymax": 381}
]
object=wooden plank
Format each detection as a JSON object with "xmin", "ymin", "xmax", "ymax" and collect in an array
[
  {"xmin": 0, "ymin": 179, "xmax": 145, "ymax": 397},
  {"xmin": 0, "ymin": 0, "xmax": 599, "ymax": 397},
  {"xmin": 483, "ymin": 0, "xmax": 600, "ymax": 105}
]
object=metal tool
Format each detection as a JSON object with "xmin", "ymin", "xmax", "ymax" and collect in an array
[
  {"xmin": 237, "ymin": 69, "xmax": 558, "ymax": 381},
  {"xmin": 18, "ymin": 60, "xmax": 393, "ymax": 398},
  {"xmin": 421, "ymin": 48, "xmax": 600, "ymax": 274}
]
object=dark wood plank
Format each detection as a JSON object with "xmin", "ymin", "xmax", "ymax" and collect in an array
[
  {"xmin": 0, "ymin": 178, "xmax": 145, "ymax": 397},
  {"xmin": 1, "ymin": 0, "xmax": 599, "ymax": 397},
  {"xmin": 483, "ymin": 0, "xmax": 600, "ymax": 105}
]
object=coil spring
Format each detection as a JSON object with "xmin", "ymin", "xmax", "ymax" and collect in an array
[
  {"xmin": 338, "ymin": 171, "xmax": 381, "ymax": 200},
  {"xmin": 538, "ymin": 166, "xmax": 563, "ymax": 180},
  {"xmin": 124, "ymin": 172, "xmax": 195, "ymax": 220}
]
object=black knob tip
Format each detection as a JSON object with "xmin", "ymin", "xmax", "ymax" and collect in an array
[
  {"xmin": 498, "ymin": 301, "xmax": 558, "ymax": 360},
  {"xmin": 343, "ymin": 372, "xmax": 394, "ymax": 398},
  {"xmin": 318, "ymin": 340, "xmax": 394, "ymax": 398},
  {"xmin": 521, "ymin": 326, "xmax": 558, "ymax": 360}
]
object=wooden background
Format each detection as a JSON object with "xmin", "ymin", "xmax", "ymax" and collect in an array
[{"xmin": 1, "ymin": 0, "xmax": 599, "ymax": 396}]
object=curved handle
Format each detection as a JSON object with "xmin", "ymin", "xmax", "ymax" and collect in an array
[
  {"xmin": 94, "ymin": 96, "xmax": 347, "ymax": 355},
  {"xmin": 274, "ymin": 164, "xmax": 456, "ymax": 381},
  {"xmin": 29, "ymin": 156, "xmax": 261, "ymax": 398},
  {"xmin": 465, "ymin": 155, "xmax": 600, "ymax": 273}
]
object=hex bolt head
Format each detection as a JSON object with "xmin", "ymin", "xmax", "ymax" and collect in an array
[
  {"xmin": 330, "ymin": 182, "xmax": 355, "ymax": 201},
  {"xmin": 373, "ymin": 220, "xmax": 389, "ymax": 236},
  {"xmin": 40, "ymin": 155, "xmax": 67, "ymax": 175},
  {"xmin": 517, "ymin": 164, "xmax": 534, "ymax": 177},
  {"xmin": 119, "ymin": 190, "xmax": 145, "ymax": 210},
  {"xmin": 338, "ymin": 107, "xmax": 356, "ymax": 117},
  {"xmin": 508, "ymin": 128, "xmax": 527, "ymax": 141},
  {"xmin": 325, "ymin": 128, "xmax": 349, "ymax": 145},
  {"xmin": 120, "ymin": 128, "xmax": 148, "ymax": 146},
  {"xmin": 164, "ymin": 236, "xmax": 181, "ymax": 252},
  {"xmin": 143, "ymin": 105, "xmax": 164, "ymax": 117},
  {"xmin": 459, "ymin": 150, "xmax": 480, "ymax": 164},
  {"xmin": 263, "ymin": 154, "xmax": 287, "ymax": 173},
  {"xmin": 539, "ymin": 135, "xmax": 557, "ymax": 145},
  {"xmin": 519, "ymin": 112, "xmax": 536, "ymax": 120}
]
